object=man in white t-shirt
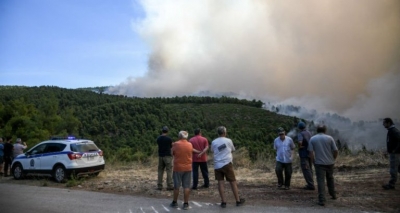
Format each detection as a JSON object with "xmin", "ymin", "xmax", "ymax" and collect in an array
[
  {"xmin": 211, "ymin": 126, "xmax": 245, "ymax": 208},
  {"xmin": 13, "ymin": 138, "xmax": 27, "ymax": 158},
  {"xmin": 273, "ymin": 127, "xmax": 295, "ymax": 190}
]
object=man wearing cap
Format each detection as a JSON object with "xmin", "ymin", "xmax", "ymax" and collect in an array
[
  {"xmin": 297, "ymin": 122, "xmax": 315, "ymax": 190},
  {"xmin": 157, "ymin": 126, "xmax": 174, "ymax": 190},
  {"xmin": 273, "ymin": 127, "xmax": 295, "ymax": 190},
  {"xmin": 189, "ymin": 128, "xmax": 210, "ymax": 190},
  {"xmin": 13, "ymin": 138, "xmax": 27, "ymax": 158},
  {"xmin": 308, "ymin": 125, "xmax": 338, "ymax": 206},
  {"xmin": 381, "ymin": 117, "xmax": 400, "ymax": 190}
]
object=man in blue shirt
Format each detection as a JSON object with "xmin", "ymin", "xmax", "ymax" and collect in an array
[{"xmin": 274, "ymin": 127, "xmax": 295, "ymax": 190}]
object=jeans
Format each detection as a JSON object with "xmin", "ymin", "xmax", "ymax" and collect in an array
[
  {"xmin": 388, "ymin": 153, "xmax": 400, "ymax": 186},
  {"xmin": 192, "ymin": 162, "xmax": 209, "ymax": 188},
  {"xmin": 300, "ymin": 157, "xmax": 315, "ymax": 188},
  {"xmin": 157, "ymin": 156, "xmax": 173, "ymax": 189},
  {"xmin": 275, "ymin": 161, "xmax": 292, "ymax": 187},
  {"xmin": 315, "ymin": 164, "xmax": 336, "ymax": 202}
]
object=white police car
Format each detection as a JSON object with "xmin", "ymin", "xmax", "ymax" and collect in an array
[{"xmin": 11, "ymin": 136, "xmax": 105, "ymax": 183}]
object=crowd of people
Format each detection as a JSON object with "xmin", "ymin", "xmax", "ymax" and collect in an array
[
  {"xmin": 0, "ymin": 137, "xmax": 28, "ymax": 177},
  {"xmin": 0, "ymin": 117, "xmax": 398, "ymax": 209},
  {"xmin": 156, "ymin": 117, "xmax": 400, "ymax": 209}
]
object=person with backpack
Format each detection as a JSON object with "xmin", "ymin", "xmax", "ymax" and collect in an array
[{"xmin": 297, "ymin": 122, "xmax": 315, "ymax": 190}]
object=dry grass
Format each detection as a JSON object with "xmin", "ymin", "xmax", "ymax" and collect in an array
[{"xmin": 1, "ymin": 149, "xmax": 398, "ymax": 212}]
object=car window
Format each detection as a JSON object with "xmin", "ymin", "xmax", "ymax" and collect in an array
[
  {"xmin": 70, "ymin": 142, "xmax": 99, "ymax": 152},
  {"xmin": 45, "ymin": 143, "xmax": 66, "ymax": 153},
  {"xmin": 30, "ymin": 144, "xmax": 47, "ymax": 155}
]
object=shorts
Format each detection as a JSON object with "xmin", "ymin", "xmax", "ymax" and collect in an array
[
  {"xmin": 214, "ymin": 162, "xmax": 236, "ymax": 182},
  {"xmin": 173, "ymin": 171, "xmax": 192, "ymax": 189}
]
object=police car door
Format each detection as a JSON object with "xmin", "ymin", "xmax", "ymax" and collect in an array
[
  {"xmin": 24, "ymin": 143, "xmax": 47, "ymax": 171},
  {"xmin": 40, "ymin": 143, "xmax": 65, "ymax": 171}
]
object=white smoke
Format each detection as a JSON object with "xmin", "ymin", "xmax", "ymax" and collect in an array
[{"xmin": 107, "ymin": 0, "xmax": 400, "ymax": 149}]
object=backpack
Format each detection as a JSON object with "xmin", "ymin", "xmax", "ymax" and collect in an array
[{"xmin": 298, "ymin": 132, "xmax": 309, "ymax": 158}]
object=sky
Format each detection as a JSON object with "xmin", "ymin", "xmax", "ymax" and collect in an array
[
  {"xmin": 0, "ymin": 0, "xmax": 149, "ymax": 87},
  {"xmin": 1, "ymin": 0, "xmax": 400, "ymax": 123}
]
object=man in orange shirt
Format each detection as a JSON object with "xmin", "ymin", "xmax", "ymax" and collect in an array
[{"xmin": 170, "ymin": 131, "xmax": 203, "ymax": 210}]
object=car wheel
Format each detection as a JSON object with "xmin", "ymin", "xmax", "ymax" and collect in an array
[
  {"xmin": 53, "ymin": 165, "xmax": 68, "ymax": 183},
  {"xmin": 12, "ymin": 163, "xmax": 24, "ymax": 180}
]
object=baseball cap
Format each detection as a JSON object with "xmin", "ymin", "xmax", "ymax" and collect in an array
[
  {"xmin": 297, "ymin": 122, "xmax": 306, "ymax": 130},
  {"xmin": 277, "ymin": 127, "xmax": 285, "ymax": 134}
]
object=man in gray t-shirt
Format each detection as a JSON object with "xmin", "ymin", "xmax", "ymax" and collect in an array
[{"xmin": 308, "ymin": 125, "xmax": 338, "ymax": 206}]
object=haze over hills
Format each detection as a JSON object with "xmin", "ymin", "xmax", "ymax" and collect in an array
[{"xmin": 82, "ymin": 86, "xmax": 390, "ymax": 151}]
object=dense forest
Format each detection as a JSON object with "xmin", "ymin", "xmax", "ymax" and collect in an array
[{"xmin": 0, "ymin": 86, "xmax": 323, "ymax": 161}]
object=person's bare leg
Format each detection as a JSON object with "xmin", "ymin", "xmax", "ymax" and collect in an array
[
  {"xmin": 173, "ymin": 188, "xmax": 179, "ymax": 202},
  {"xmin": 218, "ymin": 180, "xmax": 226, "ymax": 202},
  {"xmin": 229, "ymin": 181, "xmax": 240, "ymax": 201},
  {"xmin": 183, "ymin": 188, "xmax": 190, "ymax": 203}
]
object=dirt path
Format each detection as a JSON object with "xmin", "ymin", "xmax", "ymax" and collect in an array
[{"xmin": 1, "ymin": 165, "xmax": 399, "ymax": 212}]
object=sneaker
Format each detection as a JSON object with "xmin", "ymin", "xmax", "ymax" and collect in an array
[
  {"xmin": 382, "ymin": 184, "xmax": 395, "ymax": 190},
  {"xmin": 318, "ymin": 201, "xmax": 325, "ymax": 206},
  {"xmin": 191, "ymin": 187, "xmax": 198, "ymax": 190},
  {"xmin": 283, "ymin": 186, "xmax": 290, "ymax": 190},
  {"xmin": 183, "ymin": 203, "xmax": 189, "ymax": 210},
  {"xmin": 200, "ymin": 185, "xmax": 209, "ymax": 188},
  {"xmin": 170, "ymin": 201, "xmax": 178, "ymax": 208},
  {"xmin": 331, "ymin": 195, "xmax": 337, "ymax": 200},
  {"xmin": 220, "ymin": 202, "xmax": 227, "ymax": 208},
  {"xmin": 303, "ymin": 185, "xmax": 315, "ymax": 190},
  {"xmin": 277, "ymin": 184, "xmax": 283, "ymax": 189},
  {"xmin": 236, "ymin": 198, "xmax": 246, "ymax": 206}
]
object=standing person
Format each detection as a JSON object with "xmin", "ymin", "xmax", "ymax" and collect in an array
[
  {"xmin": 382, "ymin": 117, "xmax": 400, "ymax": 190},
  {"xmin": 274, "ymin": 127, "xmax": 295, "ymax": 190},
  {"xmin": 170, "ymin": 131, "xmax": 201, "ymax": 210},
  {"xmin": 308, "ymin": 125, "xmax": 338, "ymax": 206},
  {"xmin": 189, "ymin": 128, "xmax": 210, "ymax": 190},
  {"xmin": 157, "ymin": 126, "xmax": 174, "ymax": 190},
  {"xmin": 297, "ymin": 122, "xmax": 315, "ymax": 190},
  {"xmin": 0, "ymin": 137, "xmax": 4, "ymax": 175},
  {"xmin": 13, "ymin": 138, "xmax": 27, "ymax": 158},
  {"xmin": 211, "ymin": 126, "xmax": 245, "ymax": 208},
  {"xmin": 3, "ymin": 138, "xmax": 14, "ymax": 177}
]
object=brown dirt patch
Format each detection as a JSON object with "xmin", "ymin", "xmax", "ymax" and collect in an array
[{"xmin": 1, "ymin": 164, "xmax": 399, "ymax": 212}]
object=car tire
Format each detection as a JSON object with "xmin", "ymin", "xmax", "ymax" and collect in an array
[
  {"xmin": 12, "ymin": 163, "xmax": 24, "ymax": 180},
  {"xmin": 53, "ymin": 165, "xmax": 68, "ymax": 183}
]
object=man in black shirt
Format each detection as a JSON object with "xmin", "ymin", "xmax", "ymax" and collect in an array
[
  {"xmin": 3, "ymin": 138, "xmax": 14, "ymax": 177},
  {"xmin": 382, "ymin": 118, "xmax": 400, "ymax": 190},
  {"xmin": 157, "ymin": 126, "xmax": 174, "ymax": 190}
]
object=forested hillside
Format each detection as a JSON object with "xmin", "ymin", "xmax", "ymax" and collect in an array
[{"xmin": 0, "ymin": 86, "xmax": 298, "ymax": 161}]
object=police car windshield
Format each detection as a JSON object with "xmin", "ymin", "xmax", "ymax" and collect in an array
[{"xmin": 70, "ymin": 143, "xmax": 99, "ymax": 152}]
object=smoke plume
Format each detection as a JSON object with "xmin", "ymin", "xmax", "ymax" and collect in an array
[{"xmin": 108, "ymin": 0, "xmax": 400, "ymax": 149}]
